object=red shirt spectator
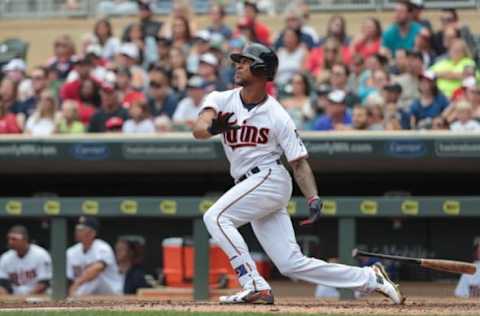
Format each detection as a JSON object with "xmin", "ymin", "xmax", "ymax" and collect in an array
[
  {"xmin": 0, "ymin": 113, "xmax": 21, "ymax": 133},
  {"xmin": 304, "ymin": 39, "xmax": 351, "ymax": 77},
  {"xmin": 77, "ymin": 101, "xmax": 96, "ymax": 125}
]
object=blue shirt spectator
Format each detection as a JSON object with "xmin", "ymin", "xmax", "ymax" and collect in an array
[
  {"xmin": 311, "ymin": 90, "xmax": 352, "ymax": 131},
  {"xmin": 409, "ymin": 93, "xmax": 449, "ymax": 124}
]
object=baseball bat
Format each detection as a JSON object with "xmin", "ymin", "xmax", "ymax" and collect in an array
[{"xmin": 352, "ymin": 248, "xmax": 477, "ymax": 275}]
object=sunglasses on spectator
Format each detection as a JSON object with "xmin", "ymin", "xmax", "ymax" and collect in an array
[{"xmin": 150, "ymin": 81, "xmax": 164, "ymax": 89}]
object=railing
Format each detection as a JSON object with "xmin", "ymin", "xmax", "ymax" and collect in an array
[{"xmin": 0, "ymin": 0, "xmax": 479, "ymax": 19}]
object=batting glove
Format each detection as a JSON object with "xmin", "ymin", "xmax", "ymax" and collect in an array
[
  {"xmin": 300, "ymin": 196, "xmax": 323, "ymax": 226},
  {"xmin": 208, "ymin": 111, "xmax": 240, "ymax": 135}
]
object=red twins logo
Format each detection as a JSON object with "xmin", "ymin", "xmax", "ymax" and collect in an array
[{"xmin": 223, "ymin": 124, "xmax": 270, "ymax": 149}]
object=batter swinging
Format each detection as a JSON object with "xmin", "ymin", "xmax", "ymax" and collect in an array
[{"xmin": 192, "ymin": 43, "xmax": 404, "ymax": 305}]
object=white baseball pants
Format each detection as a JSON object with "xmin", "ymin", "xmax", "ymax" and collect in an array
[
  {"xmin": 72, "ymin": 277, "xmax": 122, "ymax": 296},
  {"xmin": 203, "ymin": 164, "xmax": 378, "ymax": 292}
]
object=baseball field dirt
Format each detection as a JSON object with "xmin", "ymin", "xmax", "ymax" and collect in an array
[{"xmin": 0, "ymin": 281, "xmax": 478, "ymax": 315}]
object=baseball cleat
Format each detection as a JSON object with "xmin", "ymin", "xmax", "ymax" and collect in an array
[
  {"xmin": 219, "ymin": 289, "xmax": 274, "ymax": 304},
  {"xmin": 372, "ymin": 262, "xmax": 406, "ymax": 304}
]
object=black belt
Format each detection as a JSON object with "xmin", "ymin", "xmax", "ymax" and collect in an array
[{"xmin": 237, "ymin": 160, "xmax": 281, "ymax": 183}]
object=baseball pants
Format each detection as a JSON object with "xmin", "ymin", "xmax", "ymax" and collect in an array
[
  {"xmin": 203, "ymin": 164, "xmax": 378, "ymax": 292},
  {"xmin": 72, "ymin": 277, "xmax": 122, "ymax": 296}
]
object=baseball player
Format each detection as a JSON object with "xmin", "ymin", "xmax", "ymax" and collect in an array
[
  {"xmin": 454, "ymin": 239, "xmax": 480, "ymax": 297},
  {"xmin": 67, "ymin": 216, "xmax": 122, "ymax": 296},
  {"xmin": 192, "ymin": 43, "xmax": 404, "ymax": 305},
  {"xmin": 0, "ymin": 225, "xmax": 52, "ymax": 295}
]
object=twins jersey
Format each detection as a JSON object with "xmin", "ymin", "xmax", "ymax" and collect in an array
[
  {"xmin": 67, "ymin": 239, "xmax": 122, "ymax": 293},
  {"xmin": 201, "ymin": 88, "xmax": 308, "ymax": 179},
  {"xmin": 455, "ymin": 261, "xmax": 480, "ymax": 297},
  {"xmin": 0, "ymin": 244, "xmax": 52, "ymax": 294}
]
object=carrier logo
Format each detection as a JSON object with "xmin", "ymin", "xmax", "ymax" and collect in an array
[
  {"xmin": 70, "ymin": 143, "xmax": 110, "ymax": 160},
  {"xmin": 385, "ymin": 141, "xmax": 426, "ymax": 158},
  {"xmin": 223, "ymin": 125, "xmax": 270, "ymax": 150}
]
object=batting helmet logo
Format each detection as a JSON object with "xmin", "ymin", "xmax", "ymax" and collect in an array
[{"xmin": 230, "ymin": 43, "xmax": 279, "ymax": 81}]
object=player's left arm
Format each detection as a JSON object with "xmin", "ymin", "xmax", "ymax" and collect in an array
[
  {"xmin": 69, "ymin": 261, "xmax": 106, "ymax": 294},
  {"xmin": 289, "ymin": 158, "xmax": 318, "ymax": 199}
]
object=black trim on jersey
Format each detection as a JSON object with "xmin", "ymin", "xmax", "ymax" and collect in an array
[
  {"xmin": 240, "ymin": 93, "xmax": 268, "ymax": 112},
  {"xmin": 0, "ymin": 278, "xmax": 12, "ymax": 294}
]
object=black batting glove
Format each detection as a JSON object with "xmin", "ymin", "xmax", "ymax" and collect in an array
[
  {"xmin": 207, "ymin": 111, "xmax": 240, "ymax": 135},
  {"xmin": 300, "ymin": 196, "xmax": 323, "ymax": 226}
]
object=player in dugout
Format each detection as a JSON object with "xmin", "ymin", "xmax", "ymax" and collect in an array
[{"xmin": 0, "ymin": 225, "xmax": 52, "ymax": 295}]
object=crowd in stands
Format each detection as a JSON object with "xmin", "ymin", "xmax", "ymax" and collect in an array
[{"xmin": 1, "ymin": 0, "xmax": 480, "ymax": 134}]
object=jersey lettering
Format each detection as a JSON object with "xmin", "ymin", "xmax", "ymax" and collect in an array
[
  {"xmin": 224, "ymin": 126, "xmax": 270, "ymax": 149},
  {"xmin": 9, "ymin": 269, "xmax": 37, "ymax": 286}
]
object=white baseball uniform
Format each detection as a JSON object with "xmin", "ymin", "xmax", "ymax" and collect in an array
[
  {"xmin": 0, "ymin": 244, "xmax": 52, "ymax": 295},
  {"xmin": 67, "ymin": 239, "xmax": 122, "ymax": 296},
  {"xmin": 201, "ymin": 88, "xmax": 378, "ymax": 292},
  {"xmin": 454, "ymin": 261, "xmax": 480, "ymax": 298}
]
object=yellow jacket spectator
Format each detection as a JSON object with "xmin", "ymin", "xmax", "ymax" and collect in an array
[
  {"xmin": 57, "ymin": 100, "xmax": 85, "ymax": 134},
  {"xmin": 429, "ymin": 39, "xmax": 475, "ymax": 97}
]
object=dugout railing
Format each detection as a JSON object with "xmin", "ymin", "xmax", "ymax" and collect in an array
[{"xmin": 1, "ymin": 196, "xmax": 477, "ymax": 300}]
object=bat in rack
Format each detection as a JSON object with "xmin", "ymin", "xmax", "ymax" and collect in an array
[{"xmin": 352, "ymin": 248, "xmax": 477, "ymax": 275}]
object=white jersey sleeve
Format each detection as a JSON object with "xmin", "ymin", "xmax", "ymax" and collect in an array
[
  {"xmin": 92, "ymin": 242, "xmax": 116, "ymax": 268},
  {"xmin": 200, "ymin": 90, "xmax": 227, "ymax": 114},
  {"xmin": 66, "ymin": 246, "xmax": 77, "ymax": 280},
  {"xmin": 275, "ymin": 113, "xmax": 308, "ymax": 162},
  {"xmin": 36, "ymin": 248, "xmax": 52, "ymax": 281},
  {"xmin": 0, "ymin": 253, "xmax": 8, "ymax": 279}
]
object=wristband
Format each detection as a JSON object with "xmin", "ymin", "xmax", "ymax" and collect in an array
[{"xmin": 307, "ymin": 196, "xmax": 319, "ymax": 205}]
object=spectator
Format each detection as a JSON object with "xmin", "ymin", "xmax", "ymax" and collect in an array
[
  {"xmin": 115, "ymin": 237, "xmax": 151, "ymax": 294},
  {"xmin": 122, "ymin": 100, "xmax": 155, "ymax": 133},
  {"xmin": 122, "ymin": 0, "xmax": 162, "ymax": 43},
  {"xmin": 79, "ymin": 78, "xmax": 101, "ymax": 109},
  {"xmin": 362, "ymin": 69, "xmax": 390, "ymax": 105},
  {"xmin": 329, "ymin": 63, "xmax": 361, "ymax": 108},
  {"xmin": 187, "ymin": 30, "xmax": 213, "ymax": 74},
  {"xmin": 197, "ymin": 53, "xmax": 227, "ymax": 92},
  {"xmin": 0, "ymin": 226, "xmax": 52, "ymax": 296},
  {"xmin": 312, "ymin": 90, "xmax": 352, "ymax": 131},
  {"xmin": 304, "ymin": 38, "xmax": 350, "ymax": 84},
  {"xmin": 239, "ymin": 0, "xmax": 271, "ymax": 46},
  {"xmin": 67, "ymin": 216, "xmax": 122, "ymax": 296},
  {"xmin": 154, "ymin": 115, "xmax": 173, "ymax": 133},
  {"xmin": 146, "ymin": 66, "xmax": 178, "ymax": 118},
  {"xmin": 116, "ymin": 43, "xmax": 148, "ymax": 91},
  {"xmin": 273, "ymin": 8, "xmax": 315, "ymax": 50},
  {"xmin": 383, "ymin": 83, "xmax": 411, "ymax": 129},
  {"xmin": 0, "ymin": 78, "xmax": 22, "ymax": 116},
  {"xmin": 408, "ymin": 0, "xmax": 432, "ymax": 30},
  {"xmin": 347, "ymin": 55, "xmax": 365, "ymax": 93},
  {"xmin": 366, "ymin": 102, "xmax": 385, "ymax": 130},
  {"xmin": 153, "ymin": 37, "xmax": 172, "ymax": 72},
  {"xmin": 451, "ymin": 66, "xmax": 476, "ymax": 102},
  {"xmin": 350, "ymin": 17, "xmax": 382, "ymax": 60},
  {"xmin": 414, "ymin": 28, "xmax": 436, "ymax": 67},
  {"xmin": 92, "ymin": 19, "xmax": 121, "ymax": 60},
  {"xmin": 350, "ymin": 105, "xmax": 369, "ymax": 130},
  {"xmin": 57, "ymin": 100, "xmax": 85, "ymax": 134},
  {"xmin": 60, "ymin": 56, "xmax": 100, "ymax": 102},
  {"xmin": 465, "ymin": 82, "xmax": 480, "ymax": 120},
  {"xmin": 409, "ymin": 71, "xmax": 449, "ymax": 129},
  {"xmin": 275, "ymin": 28, "xmax": 308, "ymax": 88},
  {"xmin": 48, "ymin": 34, "xmax": 77, "ymax": 80},
  {"xmin": 207, "ymin": 4, "xmax": 232, "ymax": 41},
  {"xmin": 449, "ymin": 101, "xmax": 480, "ymax": 132},
  {"xmin": 169, "ymin": 16, "xmax": 194, "ymax": 54},
  {"xmin": 115, "ymin": 66, "xmax": 145, "ymax": 108},
  {"xmin": 124, "ymin": 22, "xmax": 158, "ymax": 70},
  {"xmin": 392, "ymin": 50, "xmax": 423, "ymax": 110},
  {"xmin": 281, "ymin": 72, "xmax": 313, "ymax": 129},
  {"xmin": 389, "ymin": 49, "xmax": 409, "ymax": 76},
  {"xmin": 158, "ymin": 0, "xmax": 197, "ymax": 40},
  {"xmin": 0, "ymin": 97, "xmax": 21, "ymax": 134},
  {"xmin": 2, "ymin": 59, "xmax": 32, "ymax": 103},
  {"xmin": 432, "ymin": 8, "xmax": 459, "ymax": 56},
  {"xmin": 429, "ymin": 39, "xmax": 475, "ymax": 98},
  {"xmin": 16, "ymin": 67, "xmax": 49, "ymax": 118},
  {"xmin": 382, "ymin": 1, "xmax": 423, "ymax": 56},
  {"xmin": 172, "ymin": 76, "xmax": 207, "ymax": 127},
  {"xmin": 88, "ymin": 84, "xmax": 129, "ymax": 133},
  {"xmin": 24, "ymin": 90, "xmax": 58, "ymax": 136},
  {"xmin": 319, "ymin": 15, "xmax": 351, "ymax": 47},
  {"xmin": 455, "ymin": 238, "xmax": 480, "ymax": 298}
]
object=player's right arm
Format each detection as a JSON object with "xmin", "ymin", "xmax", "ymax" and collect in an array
[{"xmin": 192, "ymin": 109, "xmax": 217, "ymax": 140}]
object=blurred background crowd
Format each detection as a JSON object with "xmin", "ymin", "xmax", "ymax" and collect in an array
[{"xmin": 2, "ymin": 0, "xmax": 480, "ymax": 135}]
